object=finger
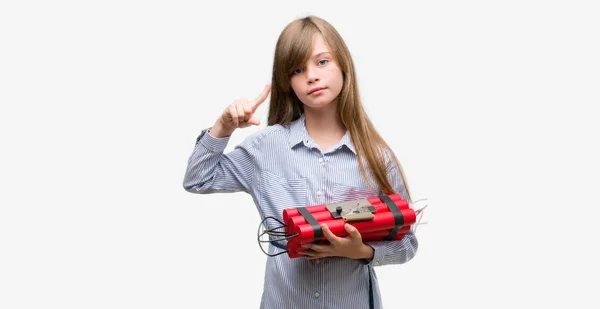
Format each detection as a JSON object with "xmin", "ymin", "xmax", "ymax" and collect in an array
[
  {"xmin": 242, "ymin": 101, "xmax": 253, "ymax": 118},
  {"xmin": 296, "ymin": 249, "xmax": 311, "ymax": 256},
  {"xmin": 246, "ymin": 115, "xmax": 261, "ymax": 126},
  {"xmin": 251, "ymin": 83, "xmax": 271, "ymax": 110},
  {"xmin": 320, "ymin": 224, "xmax": 341, "ymax": 246},
  {"xmin": 235, "ymin": 102, "xmax": 246, "ymax": 123},
  {"xmin": 302, "ymin": 243, "xmax": 330, "ymax": 253},
  {"xmin": 228, "ymin": 105, "xmax": 239, "ymax": 127},
  {"xmin": 344, "ymin": 223, "xmax": 362, "ymax": 241},
  {"xmin": 300, "ymin": 249, "xmax": 323, "ymax": 258}
]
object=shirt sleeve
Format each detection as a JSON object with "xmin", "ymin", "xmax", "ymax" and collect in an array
[
  {"xmin": 364, "ymin": 164, "xmax": 419, "ymax": 267},
  {"xmin": 183, "ymin": 128, "xmax": 259, "ymax": 195}
]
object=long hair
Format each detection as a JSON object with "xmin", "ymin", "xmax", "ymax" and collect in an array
[{"xmin": 268, "ymin": 15, "xmax": 412, "ymax": 201}]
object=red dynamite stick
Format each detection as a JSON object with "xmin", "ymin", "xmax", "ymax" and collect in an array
[
  {"xmin": 361, "ymin": 226, "xmax": 411, "ymax": 240},
  {"xmin": 286, "ymin": 226, "xmax": 411, "ymax": 258},
  {"xmin": 292, "ymin": 209, "xmax": 415, "ymax": 243},
  {"xmin": 293, "ymin": 208, "xmax": 416, "ymax": 244},
  {"xmin": 282, "ymin": 193, "xmax": 405, "ymax": 222},
  {"xmin": 287, "ymin": 224, "xmax": 412, "ymax": 255},
  {"xmin": 288, "ymin": 236, "xmax": 409, "ymax": 259},
  {"xmin": 282, "ymin": 194, "xmax": 405, "ymax": 223},
  {"xmin": 285, "ymin": 200, "xmax": 409, "ymax": 234},
  {"xmin": 288, "ymin": 225, "xmax": 411, "ymax": 251},
  {"xmin": 283, "ymin": 195, "xmax": 408, "ymax": 234}
]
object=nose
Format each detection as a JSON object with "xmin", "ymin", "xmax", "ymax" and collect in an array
[{"xmin": 306, "ymin": 65, "xmax": 319, "ymax": 83}]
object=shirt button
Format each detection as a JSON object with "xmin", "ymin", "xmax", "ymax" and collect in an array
[
  {"xmin": 317, "ymin": 190, "xmax": 323, "ymax": 197},
  {"xmin": 318, "ymin": 158, "xmax": 324, "ymax": 163},
  {"xmin": 314, "ymin": 292, "xmax": 320, "ymax": 298},
  {"xmin": 374, "ymin": 261, "xmax": 380, "ymax": 266}
]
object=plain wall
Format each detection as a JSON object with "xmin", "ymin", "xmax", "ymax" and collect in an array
[{"xmin": 1, "ymin": 1, "xmax": 599, "ymax": 308}]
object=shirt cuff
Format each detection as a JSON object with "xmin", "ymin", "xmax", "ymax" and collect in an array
[
  {"xmin": 364, "ymin": 242, "xmax": 386, "ymax": 267},
  {"xmin": 196, "ymin": 128, "xmax": 230, "ymax": 152}
]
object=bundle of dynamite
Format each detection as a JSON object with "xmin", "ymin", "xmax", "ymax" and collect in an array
[{"xmin": 259, "ymin": 193, "xmax": 418, "ymax": 258}]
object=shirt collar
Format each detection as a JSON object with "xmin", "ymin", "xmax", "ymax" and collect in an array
[
  {"xmin": 288, "ymin": 114, "xmax": 306, "ymax": 148},
  {"xmin": 288, "ymin": 113, "xmax": 356, "ymax": 154},
  {"xmin": 337, "ymin": 130, "xmax": 356, "ymax": 154}
]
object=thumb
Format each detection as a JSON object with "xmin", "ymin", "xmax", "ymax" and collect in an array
[
  {"xmin": 344, "ymin": 224, "xmax": 361, "ymax": 239},
  {"xmin": 246, "ymin": 115, "xmax": 261, "ymax": 126}
]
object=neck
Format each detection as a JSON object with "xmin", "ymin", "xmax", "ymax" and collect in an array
[{"xmin": 303, "ymin": 104, "xmax": 346, "ymax": 149}]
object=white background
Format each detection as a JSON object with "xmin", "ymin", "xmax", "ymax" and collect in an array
[{"xmin": 1, "ymin": 1, "xmax": 599, "ymax": 308}]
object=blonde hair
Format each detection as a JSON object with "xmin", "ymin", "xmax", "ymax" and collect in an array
[{"xmin": 268, "ymin": 15, "xmax": 412, "ymax": 201}]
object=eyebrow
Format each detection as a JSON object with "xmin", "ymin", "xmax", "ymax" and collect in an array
[{"xmin": 310, "ymin": 52, "xmax": 331, "ymax": 60}]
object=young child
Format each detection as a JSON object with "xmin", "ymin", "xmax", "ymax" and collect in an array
[{"xmin": 183, "ymin": 15, "xmax": 418, "ymax": 309}]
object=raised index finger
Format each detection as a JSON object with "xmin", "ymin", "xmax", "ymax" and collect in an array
[{"xmin": 251, "ymin": 83, "xmax": 271, "ymax": 109}]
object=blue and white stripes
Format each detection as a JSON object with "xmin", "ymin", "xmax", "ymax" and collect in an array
[{"xmin": 183, "ymin": 114, "xmax": 418, "ymax": 309}]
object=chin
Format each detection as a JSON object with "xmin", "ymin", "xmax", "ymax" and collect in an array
[
  {"xmin": 302, "ymin": 97, "xmax": 336, "ymax": 109},
  {"xmin": 304, "ymin": 102, "xmax": 333, "ymax": 110}
]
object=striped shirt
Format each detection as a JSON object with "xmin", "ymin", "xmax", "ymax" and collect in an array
[{"xmin": 183, "ymin": 114, "xmax": 418, "ymax": 309}]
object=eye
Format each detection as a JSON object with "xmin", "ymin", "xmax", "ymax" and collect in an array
[
  {"xmin": 318, "ymin": 59, "xmax": 329, "ymax": 66},
  {"xmin": 291, "ymin": 68, "xmax": 303, "ymax": 76}
]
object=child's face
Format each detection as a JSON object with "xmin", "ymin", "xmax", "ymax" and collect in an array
[{"xmin": 290, "ymin": 35, "xmax": 344, "ymax": 111}]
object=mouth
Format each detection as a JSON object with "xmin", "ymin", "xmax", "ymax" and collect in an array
[{"xmin": 308, "ymin": 87, "xmax": 326, "ymax": 95}]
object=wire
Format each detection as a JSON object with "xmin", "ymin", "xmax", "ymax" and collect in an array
[
  {"xmin": 257, "ymin": 216, "xmax": 299, "ymax": 257},
  {"xmin": 411, "ymin": 198, "xmax": 428, "ymax": 234}
]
